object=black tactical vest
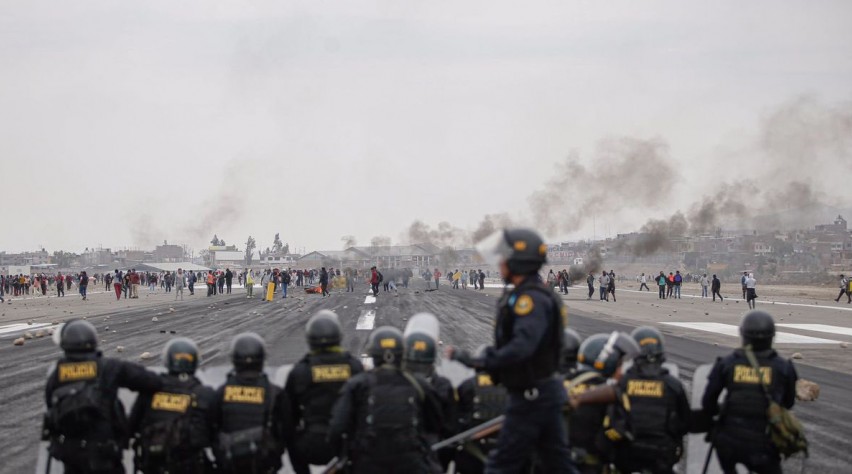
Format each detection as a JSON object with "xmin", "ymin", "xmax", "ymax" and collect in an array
[
  {"xmin": 219, "ymin": 372, "xmax": 277, "ymax": 433},
  {"xmin": 135, "ymin": 374, "xmax": 210, "ymax": 457},
  {"xmin": 723, "ymin": 351, "xmax": 773, "ymax": 425},
  {"xmin": 620, "ymin": 367, "xmax": 681, "ymax": 451},
  {"xmin": 298, "ymin": 353, "xmax": 357, "ymax": 431},
  {"xmin": 471, "ymin": 373, "xmax": 507, "ymax": 424},
  {"xmin": 565, "ymin": 371, "xmax": 607, "ymax": 452},
  {"xmin": 355, "ymin": 368, "xmax": 425, "ymax": 457},
  {"xmin": 494, "ymin": 278, "xmax": 564, "ymax": 389}
]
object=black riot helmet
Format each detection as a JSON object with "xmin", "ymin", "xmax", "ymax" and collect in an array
[
  {"xmin": 306, "ymin": 310, "xmax": 342, "ymax": 350},
  {"xmin": 59, "ymin": 319, "xmax": 98, "ymax": 353},
  {"xmin": 475, "ymin": 228, "xmax": 547, "ymax": 276},
  {"xmin": 577, "ymin": 331, "xmax": 640, "ymax": 377},
  {"xmin": 403, "ymin": 332, "xmax": 437, "ymax": 375},
  {"xmin": 560, "ymin": 328, "xmax": 582, "ymax": 372},
  {"xmin": 230, "ymin": 332, "xmax": 266, "ymax": 371},
  {"xmin": 403, "ymin": 312, "xmax": 440, "ymax": 374},
  {"xmin": 163, "ymin": 337, "xmax": 200, "ymax": 375},
  {"xmin": 631, "ymin": 326, "xmax": 665, "ymax": 363},
  {"xmin": 367, "ymin": 326, "xmax": 404, "ymax": 367},
  {"xmin": 740, "ymin": 310, "xmax": 775, "ymax": 351}
]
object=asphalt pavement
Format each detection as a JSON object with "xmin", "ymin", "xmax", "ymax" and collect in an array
[{"xmin": 1, "ymin": 279, "xmax": 847, "ymax": 473}]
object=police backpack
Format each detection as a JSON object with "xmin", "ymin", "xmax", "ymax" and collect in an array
[
  {"xmin": 47, "ymin": 380, "xmax": 109, "ymax": 439},
  {"xmin": 744, "ymin": 346, "xmax": 808, "ymax": 458}
]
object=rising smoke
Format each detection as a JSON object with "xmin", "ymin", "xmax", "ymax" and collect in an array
[
  {"xmin": 401, "ymin": 97, "xmax": 851, "ymax": 262},
  {"xmin": 567, "ymin": 246, "xmax": 603, "ymax": 283},
  {"xmin": 615, "ymin": 96, "xmax": 852, "ymax": 257},
  {"xmin": 528, "ymin": 137, "xmax": 677, "ymax": 237}
]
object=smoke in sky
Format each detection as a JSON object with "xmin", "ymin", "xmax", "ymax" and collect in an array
[
  {"xmin": 528, "ymin": 137, "xmax": 677, "ymax": 237},
  {"xmin": 615, "ymin": 96, "xmax": 851, "ymax": 257}
]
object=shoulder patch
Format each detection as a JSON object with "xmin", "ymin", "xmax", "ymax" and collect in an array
[{"xmin": 514, "ymin": 294, "xmax": 534, "ymax": 316}]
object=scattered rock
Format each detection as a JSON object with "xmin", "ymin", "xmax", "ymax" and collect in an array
[
  {"xmin": 46, "ymin": 328, "xmax": 55, "ymax": 336},
  {"xmin": 27, "ymin": 320, "xmax": 33, "ymax": 325},
  {"xmin": 705, "ymin": 312, "xmax": 710, "ymax": 316},
  {"xmin": 13, "ymin": 337, "xmax": 24, "ymax": 346},
  {"xmin": 791, "ymin": 352, "xmax": 803, "ymax": 360},
  {"xmin": 116, "ymin": 346, "xmax": 125, "ymax": 353},
  {"xmin": 152, "ymin": 317, "xmax": 159, "ymax": 322},
  {"xmin": 713, "ymin": 343, "xmax": 718, "ymax": 346},
  {"xmin": 796, "ymin": 379, "xmax": 820, "ymax": 401},
  {"xmin": 139, "ymin": 352, "xmax": 153, "ymax": 360},
  {"xmin": 104, "ymin": 326, "xmax": 110, "ymax": 331},
  {"xmin": 840, "ymin": 342, "xmax": 848, "ymax": 349},
  {"xmin": 169, "ymin": 308, "xmax": 175, "ymax": 312},
  {"xmin": 24, "ymin": 331, "xmax": 34, "ymax": 339},
  {"xmin": 35, "ymin": 330, "xmax": 46, "ymax": 338}
]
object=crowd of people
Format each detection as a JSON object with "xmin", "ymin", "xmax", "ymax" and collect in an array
[{"xmin": 37, "ymin": 226, "xmax": 808, "ymax": 474}]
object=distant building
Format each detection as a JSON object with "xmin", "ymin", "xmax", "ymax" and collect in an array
[
  {"xmin": 212, "ymin": 250, "xmax": 247, "ymax": 269},
  {"xmin": 154, "ymin": 244, "xmax": 184, "ymax": 262},
  {"xmin": 815, "ymin": 215, "xmax": 847, "ymax": 233}
]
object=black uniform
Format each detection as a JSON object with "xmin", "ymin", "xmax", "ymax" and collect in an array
[
  {"xmin": 454, "ymin": 373, "xmax": 508, "ymax": 474},
  {"xmin": 43, "ymin": 354, "xmax": 162, "ymax": 473},
  {"xmin": 285, "ymin": 351, "xmax": 364, "ymax": 474},
  {"xmin": 327, "ymin": 365, "xmax": 444, "ymax": 474},
  {"xmin": 562, "ymin": 370, "xmax": 608, "ymax": 473},
  {"xmin": 702, "ymin": 349, "xmax": 798, "ymax": 474},
  {"xmin": 130, "ymin": 373, "xmax": 216, "ymax": 473},
  {"xmin": 482, "ymin": 276, "xmax": 574, "ymax": 473},
  {"xmin": 213, "ymin": 370, "xmax": 287, "ymax": 474},
  {"xmin": 425, "ymin": 372, "xmax": 458, "ymax": 471},
  {"xmin": 611, "ymin": 362, "xmax": 689, "ymax": 474}
]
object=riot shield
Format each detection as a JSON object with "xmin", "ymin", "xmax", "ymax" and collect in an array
[{"xmin": 686, "ymin": 363, "xmax": 728, "ymax": 474}]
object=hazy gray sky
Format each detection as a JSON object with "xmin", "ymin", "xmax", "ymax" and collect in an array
[{"xmin": 2, "ymin": 1, "xmax": 851, "ymax": 254}]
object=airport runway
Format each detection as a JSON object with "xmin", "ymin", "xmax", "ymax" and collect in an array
[{"xmin": 1, "ymin": 280, "xmax": 848, "ymax": 473}]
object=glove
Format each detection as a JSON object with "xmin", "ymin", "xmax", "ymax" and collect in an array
[{"xmin": 452, "ymin": 349, "xmax": 485, "ymax": 369}]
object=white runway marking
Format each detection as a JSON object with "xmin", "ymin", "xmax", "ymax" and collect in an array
[
  {"xmin": 777, "ymin": 324, "xmax": 852, "ymax": 338},
  {"xmin": 0, "ymin": 322, "xmax": 51, "ymax": 336},
  {"xmin": 663, "ymin": 322, "xmax": 841, "ymax": 344},
  {"xmin": 364, "ymin": 295, "xmax": 376, "ymax": 304},
  {"xmin": 356, "ymin": 310, "xmax": 376, "ymax": 330}
]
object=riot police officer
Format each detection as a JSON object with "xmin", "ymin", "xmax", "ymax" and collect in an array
[
  {"xmin": 564, "ymin": 332, "xmax": 637, "ymax": 474},
  {"xmin": 130, "ymin": 337, "xmax": 216, "ymax": 473},
  {"xmin": 609, "ymin": 326, "xmax": 689, "ymax": 474},
  {"xmin": 285, "ymin": 310, "xmax": 364, "ymax": 474},
  {"xmin": 403, "ymin": 313, "xmax": 456, "ymax": 471},
  {"xmin": 702, "ymin": 310, "xmax": 798, "ymax": 474},
  {"xmin": 454, "ymin": 346, "xmax": 508, "ymax": 474},
  {"xmin": 448, "ymin": 228, "xmax": 576, "ymax": 473},
  {"xmin": 43, "ymin": 319, "xmax": 162, "ymax": 473},
  {"xmin": 328, "ymin": 325, "xmax": 443, "ymax": 474},
  {"xmin": 213, "ymin": 333, "xmax": 287, "ymax": 474}
]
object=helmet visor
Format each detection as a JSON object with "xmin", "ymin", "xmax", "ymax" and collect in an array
[{"xmin": 475, "ymin": 230, "xmax": 511, "ymax": 266}]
